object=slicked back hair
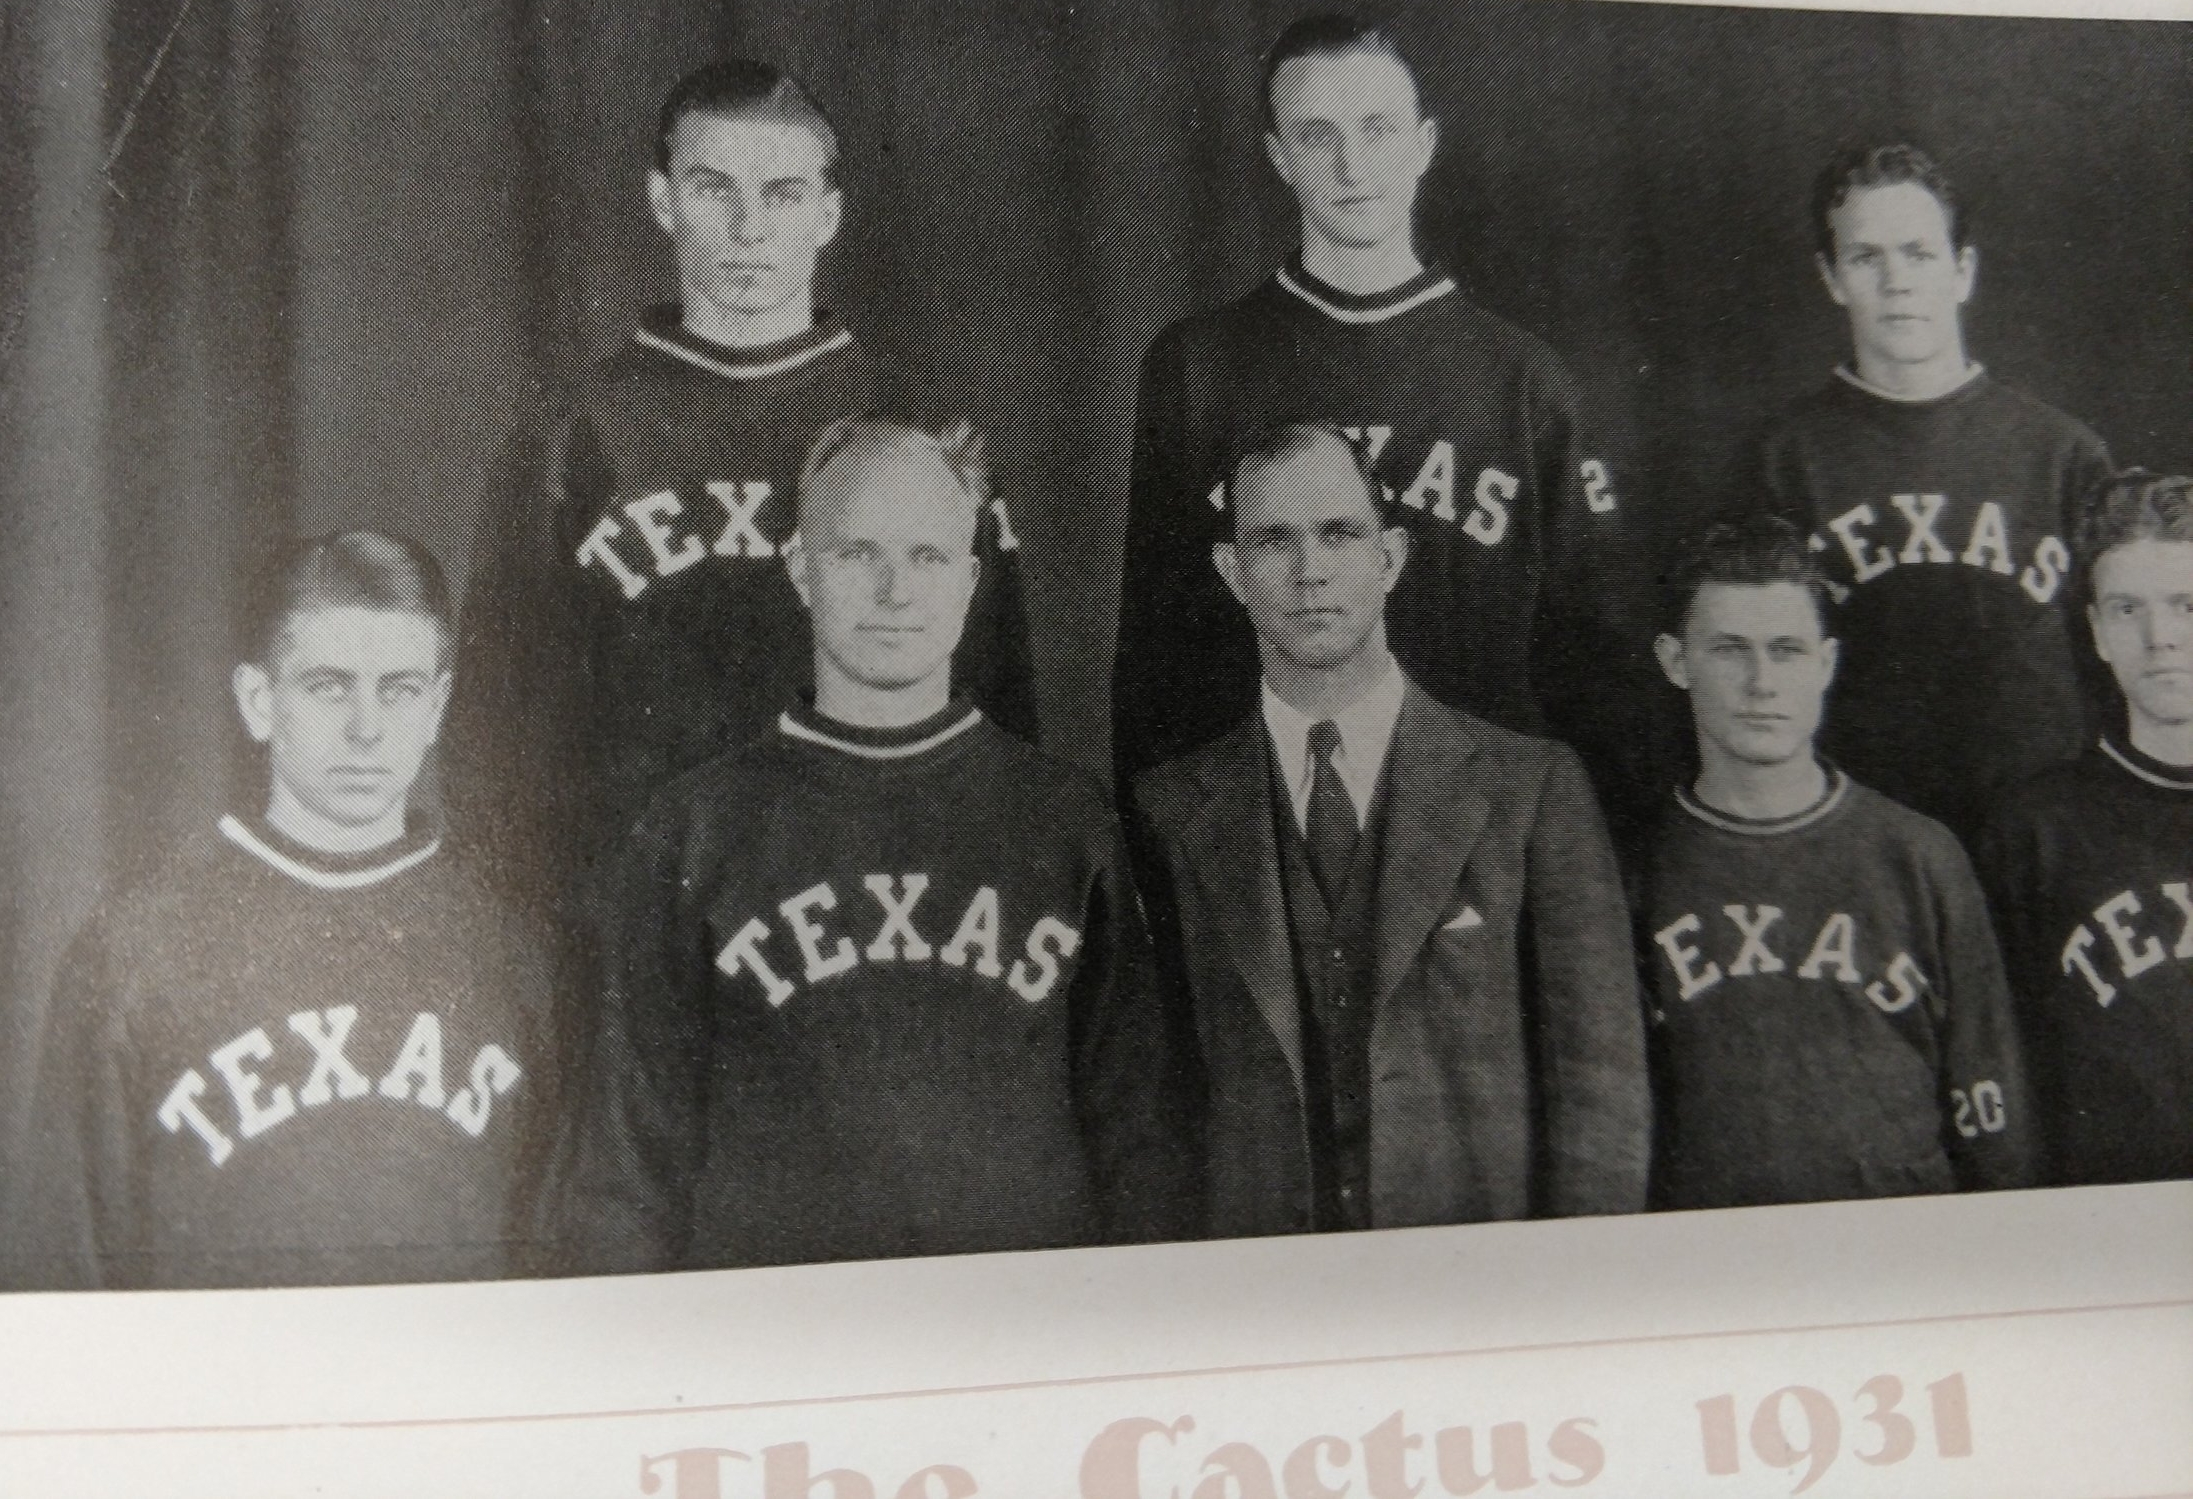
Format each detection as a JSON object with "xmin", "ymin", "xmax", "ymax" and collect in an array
[
  {"xmin": 655, "ymin": 59, "xmax": 840, "ymax": 185},
  {"xmin": 241, "ymin": 530, "xmax": 453, "ymax": 671},
  {"xmin": 1661, "ymin": 513, "xmax": 1834, "ymax": 638},
  {"xmin": 1812, "ymin": 142, "xmax": 1965, "ymax": 262},
  {"xmin": 1224, "ymin": 420, "xmax": 1389, "ymax": 536},
  {"xmin": 798, "ymin": 412, "xmax": 992, "ymax": 539},
  {"xmin": 2079, "ymin": 468, "xmax": 2193, "ymax": 598},
  {"xmin": 1261, "ymin": 13, "xmax": 1421, "ymax": 132}
]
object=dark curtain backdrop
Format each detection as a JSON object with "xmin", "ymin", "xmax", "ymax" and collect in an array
[{"xmin": 4, "ymin": 0, "xmax": 2190, "ymax": 1241}]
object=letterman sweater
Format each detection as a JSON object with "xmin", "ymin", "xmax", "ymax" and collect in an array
[
  {"xmin": 1974, "ymin": 736, "xmax": 2193, "ymax": 1185},
  {"xmin": 42, "ymin": 817, "xmax": 554, "ymax": 1288},
  {"xmin": 1642, "ymin": 770, "xmax": 2035, "ymax": 1209},
  {"xmin": 447, "ymin": 308, "xmax": 1037, "ymax": 911},
  {"xmin": 1113, "ymin": 260, "xmax": 1642, "ymax": 822},
  {"xmin": 1759, "ymin": 369, "xmax": 2116, "ymax": 846},
  {"xmin": 554, "ymin": 700, "xmax": 1198, "ymax": 1273}
]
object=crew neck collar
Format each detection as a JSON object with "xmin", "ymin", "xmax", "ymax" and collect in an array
[
  {"xmin": 1832, "ymin": 361, "xmax": 1987, "ymax": 406},
  {"xmin": 1275, "ymin": 258, "xmax": 1456, "ymax": 324},
  {"xmin": 2099, "ymin": 732, "xmax": 2193, "ymax": 793},
  {"xmin": 634, "ymin": 304, "xmax": 854, "ymax": 382},
  {"xmin": 218, "ymin": 813, "xmax": 441, "ymax": 891},
  {"xmin": 1676, "ymin": 764, "xmax": 1851, "ymax": 837},
  {"xmin": 778, "ymin": 698, "xmax": 985, "ymax": 761}
]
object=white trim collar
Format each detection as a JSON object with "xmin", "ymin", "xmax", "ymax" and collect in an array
[
  {"xmin": 219, "ymin": 815, "xmax": 440, "ymax": 891},
  {"xmin": 1276, "ymin": 265, "xmax": 1456, "ymax": 325},
  {"xmin": 2100, "ymin": 735, "xmax": 2193, "ymax": 792},
  {"xmin": 777, "ymin": 706, "xmax": 985, "ymax": 760},
  {"xmin": 1676, "ymin": 766, "xmax": 1850, "ymax": 837},
  {"xmin": 635, "ymin": 324, "xmax": 854, "ymax": 383},
  {"xmin": 1832, "ymin": 361, "xmax": 1985, "ymax": 404}
]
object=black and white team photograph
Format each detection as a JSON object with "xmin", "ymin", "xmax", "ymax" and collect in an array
[{"xmin": 2, "ymin": 0, "xmax": 2190, "ymax": 1294}]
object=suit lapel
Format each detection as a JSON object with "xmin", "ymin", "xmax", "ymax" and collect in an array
[
  {"xmin": 1183, "ymin": 717, "xmax": 1305, "ymax": 1093},
  {"xmin": 1373, "ymin": 685, "xmax": 1492, "ymax": 1008}
]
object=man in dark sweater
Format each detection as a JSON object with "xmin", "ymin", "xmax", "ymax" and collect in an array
[
  {"xmin": 1758, "ymin": 143, "xmax": 2116, "ymax": 847},
  {"xmin": 1112, "ymin": 13, "xmax": 1647, "ymax": 847},
  {"xmin": 1976, "ymin": 471, "xmax": 2193, "ymax": 1186},
  {"xmin": 1135, "ymin": 423, "xmax": 1648, "ymax": 1238},
  {"xmin": 1643, "ymin": 516, "xmax": 2034, "ymax": 1210},
  {"xmin": 446, "ymin": 60, "xmax": 1034, "ymax": 917},
  {"xmin": 556, "ymin": 415, "xmax": 1195, "ymax": 1273},
  {"xmin": 36, "ymin": 533, "xmax": 555, "ymax": 1289}
]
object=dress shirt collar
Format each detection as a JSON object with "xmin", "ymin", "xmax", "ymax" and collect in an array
[{"xmin": 1260, "ymin": 657, "xmax": 1405, "ymax": 831}]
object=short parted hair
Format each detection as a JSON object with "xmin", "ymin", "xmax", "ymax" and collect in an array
[
  {"xmin": 654, "ymin": 59, "xmax": 840, "ymax": 184},
  {"xmin": 797, "ymin": 412, "xmax": 992, "ymax": 537},
  {"xmin": 241, "ymin": 530, "xmax": 453, "ymax": 670},
  {"xmin": 1261, "ymin": 13, "xmax": 1421, "ymax": 131},
  {"xmin": 1811, "ymin": 143, "xmax": 1965, "ymax": 262},
  {"xmin": 2078, "ymin": 468, "xmax": 2193, "ymax": 588},
  {"xmin": 1224, "ymin": 420, "xmax": 1389, "ymax": 536},
  {"xmin": 1660, "ymin": 513, "xmax": 1834, "ymax": 637}
]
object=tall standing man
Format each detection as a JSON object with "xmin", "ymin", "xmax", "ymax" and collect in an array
[
  {"xmin": 1134, "ymin": 423, "xmax": 1647, "ymax": 1237},
  {"xmin": 1643, "ymin": 516, "xmax": 2033, "ymax": 1210},
  {"xmin": 1977, "ymin": 471, "xmax": 2193, "ymax": 1186},
  {"xmin": 1113, "ymin": 13, "xmax": 1643, "ymax": 840},
  {"xmin": 1759, "ymin": 143, "xmax": 2116, "ymax": 847},
  {"xmin": 448, "ymin": 60, "xmax": 1035, "ymax": 914},
  {"xmin": 557, "ymin": 415, "xmax": 1194, "ymax": 1272}
]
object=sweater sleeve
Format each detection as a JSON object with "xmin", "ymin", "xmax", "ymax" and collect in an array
[
  {"xmin": 1067, "ymin": 811, "xmax": 1202, "ymax": 1244},
  {"xmin": 955, "ymin": 489, "xmax": 1041, "ymax": 743},
  {"xmin": 1522, "ymin": 745, "xmax": 1653, "ymax": 1216},
  {"xmin": 37, "ymin": 910, "xmax": 134, "ymax": 1290},
  {"xmin": 442, "ymin": 398, "xmax": 601, "ymax": 912},
  {"xmin": 1930, "ymin": 840, "xmax": 2040, "ymax": 1192},
  {"xmin": 1112, "ymin": 327, "xmax": 1201, "ymax": 792},
  {"xmin": 548, "ymin": 799, "xmax": 716, "ymax": 1275},
  {"xmin": 1526, "ymin": 361, "xmax": 1660, "ymax": 856}
]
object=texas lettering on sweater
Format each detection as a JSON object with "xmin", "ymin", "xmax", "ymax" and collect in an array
[
  {"xmin": 2055, "ymin": 879, "xmax": 2193, "ymax": 1007},
  {"xmin": 713, "ymin": 873, "xmax": 1085, "ymax": 1008},
  {"xmin": 1813, "ymin": 492, "xmax": 2069, "ymax": 605},
  {"xmin": 577, "ymin": 480, "xmax": 1021, "ymax": 601},
  {"xmin": 156, "ymin": 1006, "xmax": 526, "ymax": 1167},
  {"xmin": 1204, "ymin": 422, "xmax": 1618, "ymax": 552}
]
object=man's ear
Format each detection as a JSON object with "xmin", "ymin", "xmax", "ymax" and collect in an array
[
  {"xmin": 1820, "ymin": 636, "xmax": 1840, "ymax": 688},
  {"xmin": 2089, "ymin": 601, "xmax": 2108, "ymax": 662},
  {"xmin": 647, "ymin": 169, "xmax": 676, "ymax": 237},
  {"xmin": 816, "ymin": 186, "xmax": 843, "ymax": 252},
  {"xmin": 1213, "ymin": 542, "xmax": 1246, "ymax": 606},
  {"xmin": 1263, "ymin": 130, "xmax": 1294, "ymax": 188},
  {"xmin": 1653, "ymin": 632, "xmax": 1689, "ymax": 691},
  {"xmin": 1954, "ymin": 243, "xmax": 1978, "ymax": 305},
  {"xmin": 233, "ymin": 663, "xmax": 275, "ymax": 743},
  {"xmin": 1378, "ymin": 524, "xmax": 1410, "ymax": 594},
  {"xmin": 782, "ymin": 530, "xmax": 812, "ymax": 610},
  {"xmin": 1815, "ymin": 250, "xmax": 1848, "ymax": 307},
  {"xmin": 1417, "ymin": 115, "xmax": 1438, "ymax": 172}
]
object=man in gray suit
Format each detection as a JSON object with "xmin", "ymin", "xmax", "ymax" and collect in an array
[{"xmin": 1133, "ymin": 422, "xmax": 1648, "ymax": 1237}]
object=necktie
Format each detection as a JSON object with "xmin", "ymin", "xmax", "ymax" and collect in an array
[{"xmin": 1305, "ymin": 719, "xmax": 1358, "ymax": 907}]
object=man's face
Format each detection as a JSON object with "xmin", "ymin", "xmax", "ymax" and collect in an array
[
  {"xmin": 2090, "ymin": 538, "xmax": 2193, "ymax": 735},
  {"xmin": 1215, "ymin": 437, "xmax": 1406, "ymax": 674},
  {"xmin": 1657, "ymin": 582, "xmax": 1838, "ymax": 770},
  {"xmin": 232, "ymin": 606, "xmax": 450, "ymax": 848},
  {"xmin": 649, "ymin": 111, "xmax": 841, "ymax": 333},
  {"xmin": 1817, "ymin": 181, "xmax": 1976, "ymax": 371},
  {"xmin": 1265, "ymin": 48, "xmax": 1435, "ymax": 255},
  {"xmin": 788, "ymin": 450, "xmax": 981, "ymax": 698}
]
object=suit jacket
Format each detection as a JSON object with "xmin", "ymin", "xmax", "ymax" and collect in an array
[{"xmin": 1133, "ymin": 679, "xmax": 1649, "ymax": 1237}]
